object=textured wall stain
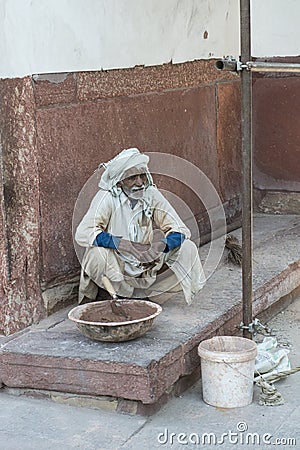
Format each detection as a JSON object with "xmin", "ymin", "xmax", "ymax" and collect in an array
[
  {"xmin": 0, "ymin": 77, "xmax": 45, "ymax": 335},
  {"xmin": 253, "ymin": 73, "xmax": 300, "ymax": 190},
  {"xmin": 33, "ymin": 73, "xmax": 69, "ymax": 84},
  {"xmin": 1, "ymin": 60, "xmax": 243, "ymax": 334}
]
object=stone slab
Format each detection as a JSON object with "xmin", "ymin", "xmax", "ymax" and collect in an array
[
  {"xmin": 0, "ymin": 77, "xmax": 44, "ymax": 334},
  {"xmin": 216, "ymin": 81, "xmax": 242, "ymax": 202},
  {"xmin": 257, "ymin": 191, "xmax": 300, "ymax": 215},
  {"xmin": 0, "ymin": 296, "xmax": 299, "ymax": 446},
  {"xmin": 253, "ymin": 76, "xmax": 300, "ymax": 191},
  {"xmin": 77, "ymin": 59, "xmax": 238, "ymax": 101},
  {"xmin": 0, "ymin": 214, "xmax": 299, "ymax": 408},
  {"xmin": 33, "ymin": 73, "xmax": 76, "ymax": 107}
]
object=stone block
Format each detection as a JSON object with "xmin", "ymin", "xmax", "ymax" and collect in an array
[
  {"xmin": 257, "ymin": 191, "xmax": 300, "ymax": 215},
  {"xmin": 253, "ymin": 76, "xmax": 300, "ymax": 191},
  {"xmin": 216, "ymin": 81, "xmax": 242, "ymax": 202},
  {"xmin": 0, "ymin": 77, "xmax": 44, "ymax": 334},
  {"xmin": 33, "ymin": 73, "xmax": 76, "ymax": 107},
  {"xmin": 41, "ymin": 273, "xmax": 79, "ymax": 313},
  {"xmin": 35, "ymin": 84, "xmax": 219, "ymax": 284},
  {"xmin": 77, "ymin": 60, "xmax": 238, "ymax": 101}
]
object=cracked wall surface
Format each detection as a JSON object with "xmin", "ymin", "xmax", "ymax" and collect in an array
[
  {"xmin": 0, "ymin": 60, "xmax": 242, "ymax": 334},
  {"xmin": 0, "ymin": 77, "xmax": 44, "ymax": 334},
  {"xmin": 1, "ymin": 55, "xmax": 299, "ymax": 335}
]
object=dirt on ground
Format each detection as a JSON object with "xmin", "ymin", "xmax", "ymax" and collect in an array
[{"xmin": 264, "ymin": 295, "xmax": 300, "ymax": 363}]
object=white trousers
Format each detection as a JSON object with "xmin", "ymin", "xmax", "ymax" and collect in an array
[{"xmin": 78, "ymin": 240, "xmax": 205, "ymax": 305}]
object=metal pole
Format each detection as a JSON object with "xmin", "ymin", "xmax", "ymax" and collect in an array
[
  {"xmin": 247, "ymin": 61, "xmax": 300, "ymax": 73},
  {"xmin": 240, "ymin": 0, "xmax": 252, "ymax": 339}
]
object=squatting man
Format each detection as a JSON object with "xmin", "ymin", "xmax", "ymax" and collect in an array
[{"xmin": 75, "ymin": 148, "xmax": 205, "ymax": 305}]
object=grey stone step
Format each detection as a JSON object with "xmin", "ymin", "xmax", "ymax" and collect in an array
[{"xmin": 0, "ymin": 214, "xmax": 299, "ymax": 415}]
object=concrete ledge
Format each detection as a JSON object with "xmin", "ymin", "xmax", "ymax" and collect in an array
[
  {"xmin": 1, "ymin": 368, "xmax": 200, "ymax": 416},
  {"xmin": 41, "ymin": 272, "xmax": 80, "ymax": 313},
  {"xmin": 255, "ymin": 191, "xmax": 300, "ymax": 215},
  {"xmin": 0, "ymin": 214, "xmax": 299, "ymax": 414}
]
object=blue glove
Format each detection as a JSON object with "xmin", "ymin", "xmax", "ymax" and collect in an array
[
  {"xmin": 93, "ymin": 232, "xmax": 121, "ymax": 249},
  {"xmin": 163, "ymin": 232, "xmax": 185, "ymax": 252}
]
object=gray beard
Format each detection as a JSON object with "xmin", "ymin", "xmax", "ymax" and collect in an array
[{"xmin": 122, "ymin": 185, "xmax": 145, "ymax": 200}]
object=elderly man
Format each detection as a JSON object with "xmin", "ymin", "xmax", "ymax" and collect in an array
[{"xmin": 75, "ymin": 148, "xmax": 205, "ymax": 305}]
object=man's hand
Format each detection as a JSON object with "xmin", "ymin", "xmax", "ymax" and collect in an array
[
  {"xmin": 117, "ymin": 229, "xmax": 166, "ymax": 265},
  {"xmin": 117, "ymin": 239, "xmax": 150, "ymax": 261}
]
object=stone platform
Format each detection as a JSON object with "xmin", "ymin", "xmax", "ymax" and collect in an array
[{"xmin": 0, "ymin": 214, "xmax": 300, "ymax": 415}]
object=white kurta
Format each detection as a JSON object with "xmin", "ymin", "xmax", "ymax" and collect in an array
[{"xmin": 75, "ymin": 186, "xmax": 205, "ymax": 304}]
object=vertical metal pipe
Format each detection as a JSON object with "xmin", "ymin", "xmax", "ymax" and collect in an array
[{"xmin": 240, "ymin": 0, "xmax": 253, "ymax": 338}]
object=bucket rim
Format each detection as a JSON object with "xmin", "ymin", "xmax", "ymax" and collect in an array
[{"xmin": 198, "ymin": 336, "xmax": 257, "ymax": 363}]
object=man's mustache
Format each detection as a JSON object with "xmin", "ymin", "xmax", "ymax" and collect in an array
[{"xmin": 131, "ymin": 185, "xmax": 145, "ymax": 192}]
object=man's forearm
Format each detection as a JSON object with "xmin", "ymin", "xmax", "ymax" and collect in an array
[
  {"xmin": 93, "ymin": 231, "xmax": 121, "ymax": 249},
  {"xmin": 93, "ymin": 231, "xmax": 186, "ymax": 262}
]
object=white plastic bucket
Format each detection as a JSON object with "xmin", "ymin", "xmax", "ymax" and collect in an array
[{"xmin": 198, "ymin": 336, "xmax": 257, "ymax": 408}]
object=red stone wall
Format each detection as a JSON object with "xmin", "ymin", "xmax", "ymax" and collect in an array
[
  {"xmin": 253, "ymin": 57, "xmax": 300, "ymax": 193},
  {"xmin": 0, "ymin": 60, "xmax": 242, "ymax": 334},
  {"xmin": 0, "ymin": 78, "xmax": 43, "ymax": 334}
]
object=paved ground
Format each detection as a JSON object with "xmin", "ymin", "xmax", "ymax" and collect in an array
[{"xmin": 0, "ymin": 295, "xmax": 299, "ymax": 450}]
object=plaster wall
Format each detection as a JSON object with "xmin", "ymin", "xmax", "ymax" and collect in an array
[
  {"xmin": 0, "ymin": 0, "xmax": 239, "ymax": 79},
  {"xmin": 251, "ymin": 0, "xmax": 300, "ymax": 58},
  {"xmin": 2, "ymin": 0, "xmax": 300, "ymax": 79}
]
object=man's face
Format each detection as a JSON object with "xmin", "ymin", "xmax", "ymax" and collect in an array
[{"xmin": 119, "ymin": 168, "xmax": 147, "ymax": 200}]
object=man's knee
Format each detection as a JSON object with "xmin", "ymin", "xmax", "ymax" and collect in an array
[
  {"xmin": 85, "ymin": 246, "xmax": 109, "ymax": 259},
  {"xmin": 180, "ymin": 239, "xmax": 198, "ymax": 253},
  {"xmin": 82, "ymin": 246, "xmax": 108, "ymax": 276}
]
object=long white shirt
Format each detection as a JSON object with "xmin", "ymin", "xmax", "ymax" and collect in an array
[
  {"xmin": 75, "ymin": 186, "xmax": 206, "ymax": 304},
  {"xmin": 75, "ymin": 186, "xmax": 190, "ymax": 247}
]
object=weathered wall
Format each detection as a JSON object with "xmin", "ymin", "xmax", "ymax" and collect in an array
[
  {"xmin": 252, "ymin": 0, "xmax": 300, "ymax": 58},
  {"xmin": 35, "ymin": 61, "xmax": 241, "ymax": 281},
  {"xmin": 0, "ymin": 61, "xmax": 242, "ymax": 333},
  {"xmin": 252, "ymin": 57, "xmax": 300, "ymax": 211},
  {"xmin": 1, "ymin": 0, "xmax": 299, "ymax": 335},
  {"xmin": 0, "ymin": 0, "xmax": 240, "ymax": 78},
  {"xmin": 0, "ymin": 78, "xmax": 44, "ymax": 334},
  {"xmin": 2, "ymin": 0, "xmax": 300, "ymax": 80}
]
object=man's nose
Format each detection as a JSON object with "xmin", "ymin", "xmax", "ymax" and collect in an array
[{"xmin": 135, "ymin": 175, "xmax": 144, "ymax": 186}]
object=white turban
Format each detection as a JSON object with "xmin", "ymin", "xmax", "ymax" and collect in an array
[{"xmin": 98, "ymin": 148, "xmax": 153, "ymax": 195}]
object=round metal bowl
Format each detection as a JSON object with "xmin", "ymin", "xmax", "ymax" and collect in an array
[{"xmin": 68, "ymin": 299, "xmax": 162, "ymax": 342}]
